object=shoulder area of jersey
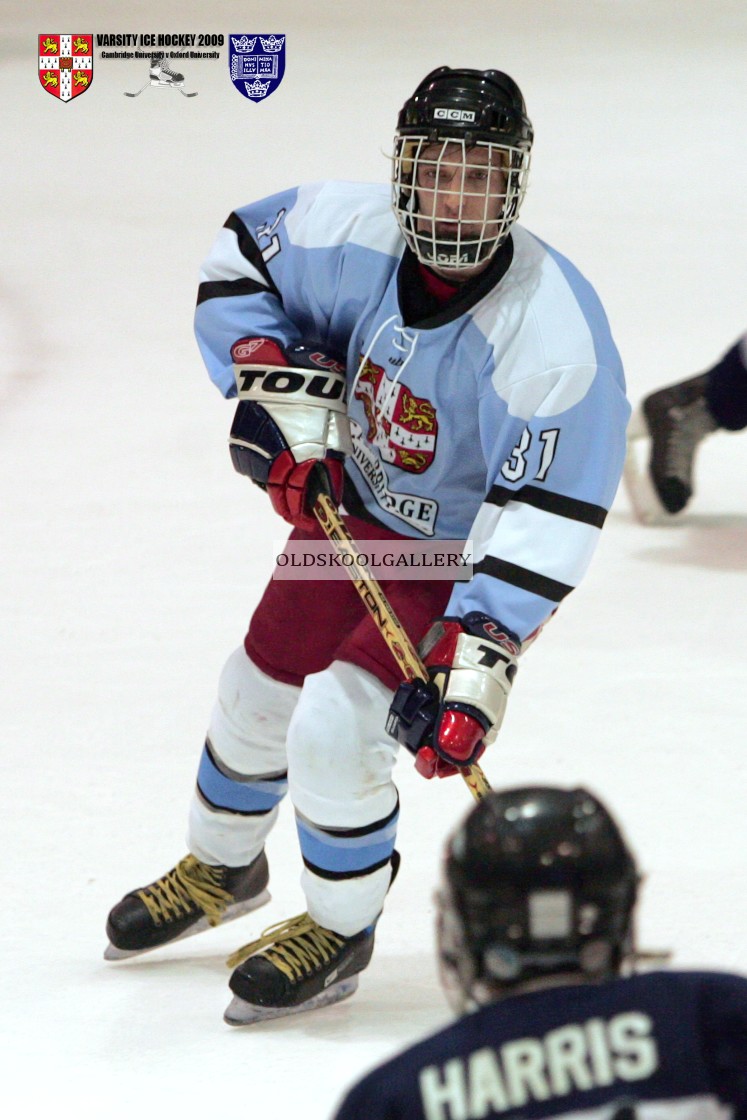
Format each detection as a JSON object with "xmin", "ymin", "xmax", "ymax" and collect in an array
[
  {"xmin": 295, "ymin": 179, "xmax": 391, "ymax": 213},
  {"xmin": 277, "ymin": 180, "xmax": 400, "ymax": 253},
  {"xmin": 234, "ymin": 180, "xmax": 390, "ymax": 220}
]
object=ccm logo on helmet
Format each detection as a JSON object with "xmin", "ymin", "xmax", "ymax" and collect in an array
[{"xmin": 433, "ymin": 107, "xmax": 476, "ymax": 122}]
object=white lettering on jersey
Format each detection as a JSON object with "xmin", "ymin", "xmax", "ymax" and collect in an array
[
  {"xmin": 466, "ymin": 1049, "xmax": 508, "ymax": 1114},
  {"xmin": 349, "ymin": 419, "xmax": 439, "ymax": 536},
  {"xmin": 418, "ymin": 1011, "xmax": 660, "ymax": 1120},
  {"xmin": 420, "ymin": 1060, "xmax": 469, "ymax": 1120},
  {"xmin": 502, "ymin": 1038, "xmax": 551, "ymax": 1105},
  {"xmin": 255, "ymin": 208, "xmax": 286, "ymax": 264},
  {"xmin": 608, "ymin": 1012, "xmax": 658, "ymax": 1080}
]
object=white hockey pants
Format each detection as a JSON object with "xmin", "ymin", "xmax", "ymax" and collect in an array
[{"xmin": 188, "ymin": 646, "xmax": 399, "ymax": 936}]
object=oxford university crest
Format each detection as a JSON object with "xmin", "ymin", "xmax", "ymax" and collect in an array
[{"xmin": 229, "ymin": 34, "xmax": 286, "ymax": 101}]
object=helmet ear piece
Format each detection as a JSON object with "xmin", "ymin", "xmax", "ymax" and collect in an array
[{"xmin": 435, "ymin": 885, "xmax": 480, "ymax": 1015}]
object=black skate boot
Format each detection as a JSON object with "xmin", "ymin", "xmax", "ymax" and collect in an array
[
  {"xmin": 105, "ymin": 851, "xmax": 270, "ymax": 960},
  {"xmin": 150, "ymin": 52, "xmax": 184, "ymax": 86},
  {"xmin": 624, "ymin": 372, "xmax": 718, "ymax": 522},
  {"xmin": 224, "ymin": 912, "xmax": 376, "ymax": 1025}
]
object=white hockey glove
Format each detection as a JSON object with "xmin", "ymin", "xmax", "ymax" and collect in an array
[
  {"xmin": 229, "ymin": 337, "xmax": 351, "ymax": 532},
  {"xmin": 387, "ymin": 613, "xmax": 520, "ymax": 779}
]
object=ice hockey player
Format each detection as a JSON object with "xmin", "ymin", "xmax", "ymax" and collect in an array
[
  {"xmin": 331, "ymin": 785, "xmax": 747, "ymax": 1119},
  {"xmin": 625, "ymin": 332, "xmax": 747, "ymax": 522},
  {"xmin": 105, "ymin": 66, "xmax": 629, "ymax": 1025}
]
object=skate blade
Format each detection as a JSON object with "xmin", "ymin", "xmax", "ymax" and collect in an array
[
  {"xmin": 103, "ymin": 888, "xmax": 271, "ymax": 961},
  {"xmin": 224, "ymin": 976, "xmax": 359, "ymax": 1026},
  {"xmin": 623, "ymin": 406, "xmax": 677, "ymax": 526}
]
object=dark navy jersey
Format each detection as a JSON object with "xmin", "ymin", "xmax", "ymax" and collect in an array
[{"xmin": 331, "ymin": 971, "xmax": 747, "ymax": 1120}]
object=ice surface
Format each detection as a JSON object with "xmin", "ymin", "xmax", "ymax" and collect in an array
[{"xmin": 2, "ymin": 2, "xmax": 747, "ymax": 1116}]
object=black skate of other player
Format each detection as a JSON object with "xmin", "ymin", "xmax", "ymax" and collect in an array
[{"xmin": 625, "ymin": 333, "xmax": 747, "ymax": 521}]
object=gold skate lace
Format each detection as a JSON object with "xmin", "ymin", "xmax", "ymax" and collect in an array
[
  {"xmin": 137, "ymin": 856, "xmax": 233, "ymax": 927},
  {"xmin": 226, "ymin": 912, "xmax": 345, "ymax": 979}
]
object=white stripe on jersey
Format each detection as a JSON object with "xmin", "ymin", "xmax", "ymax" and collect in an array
[
  {"xmin": 496, "ymin": 362, "xmax": 599, "ymax": 423},
  {"xmin": 473, "ymin": 227, "xmax": 601, "ymax": 422},
  {"xmin": 469, "ymin": 499, "xmax": 601, "ymax": 589},
  {"xmin": 199, "ymin": 225, "xmax": 269, "ymax": 288},
  {"xmin": 285, "ymin": 181, "xmax": 403, "ymax": 254}
]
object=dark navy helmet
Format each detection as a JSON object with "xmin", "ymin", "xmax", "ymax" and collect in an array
[
  {"xmin": 437, "ymin": 786, "xmax": 639, "ymax": 1010},
  {"xmin": 397, "ymin": 67, "xmax": 533, "ymax": 147}
]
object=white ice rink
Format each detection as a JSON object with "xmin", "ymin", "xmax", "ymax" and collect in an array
[{"xmin": 3, "ymin": 1, "xmax": 747, "ymax": 1115}]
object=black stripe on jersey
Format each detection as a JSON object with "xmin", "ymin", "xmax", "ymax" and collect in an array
[
  {"xmin": 296, "ymin": 800, "xmax": 399, "ymax": 841},
  {"xmin": 486, "ymin": 483, "xmax": 607, "ymax": 528},
  {"xmin": 204, "ymin": 737, "xmax": 288, "ymax": 785},
  {"xmin": 301, "ymin": 854, "xmax": 393, "ymax": 881},
  {"xmin": 473, "ymin": 555, "xmax": 574, "ymax": 603},
  {"xmin": 196, "ymin": 276, "xmax": 270, "ymax": 305},
  {"xmin": 194, "ymin": 784, "xmax": 275, "ymax": 818},
  {"xmin": 194, "ymin": 211, "xmax": 281, "ymax": 305},
  {"xmin": 225, "ymin": 211, "xmax": 281, "ymax": 296}
]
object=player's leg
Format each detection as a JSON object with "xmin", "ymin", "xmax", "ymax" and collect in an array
[
  {"xmin": 105, "ymin": 647, "xmax": 299, "ymax": 959},
  {"xmin": 187, "ymin": 647, "xmax": 296, "ymax": 868},
  {"xmin": 224, "ymin": 574, "xmax": 453, "ymax": 1024},
  {"xmin": 224, "ymin": 659, "xmax": 398, "ymax": 1023},
  {"xmin": 705, "ymin": 334, "xmax": 747, "ymax": 433},
  {"xmin": 105, "ymin": 527, "xmax": 367, "ymax": 961},
  {"xmin": 625, "ymin": 334, "xmax": 747, "ymax": 522}
]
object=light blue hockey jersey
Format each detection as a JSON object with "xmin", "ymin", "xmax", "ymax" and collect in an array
[{"xmin": 194, "ymin": 180, "xmax": 629, "ymax": 642}]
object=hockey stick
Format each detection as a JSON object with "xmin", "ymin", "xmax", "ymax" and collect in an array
[
  {"xmin": 124, "ymin": 84, "xmax": 198, "ymax": 97},
  {"xmin": 311, "ymin": 485, "xmax": 490, "ymax": 802}
]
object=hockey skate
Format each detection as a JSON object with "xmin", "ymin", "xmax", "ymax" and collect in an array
[
  {"xmin": 124, "ymin": 53, "xmax": 198, "ymax": 97},
  {"xmin": 104, "ymin": 850, "xmax": 270, "ymax": 960},
  {"xmin": 224, "ymin": 912, "xmax": 376, "ymax": 1025},
  {"xmin": 624, "ymin": 372, "xmax": 718, "ymax": 523}
]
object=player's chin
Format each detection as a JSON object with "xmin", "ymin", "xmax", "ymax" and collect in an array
[
  {"xmin": 433, "ymin": 263, "xmax": 487, "ymax": 282},
  {"xmin": 432, "ymin": 230, "xmax": 477, "ymax": 242}
]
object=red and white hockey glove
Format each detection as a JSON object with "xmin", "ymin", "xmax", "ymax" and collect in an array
[
  {"xmin": 228, "ymin": 337, "xmax": 351, "ymax": 532},
  {"xmin": 386, "ymin": 613, "xmax": 520, "ymax": 779}
]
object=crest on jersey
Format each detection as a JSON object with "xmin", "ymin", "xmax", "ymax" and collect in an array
[
  {"xmin": 228, "ymin": 34, "xmax": 286, "ymax": 101},
  {"xmin": 355, "ymin": 358, "xmax": 438, "ymax": 473},
  {"xmin": 39, "ymin": 34, "xmax": 93, "ymax": 102}
]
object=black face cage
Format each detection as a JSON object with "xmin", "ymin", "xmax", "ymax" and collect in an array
[{"xmin": 391, "ymin": 134, "xmax": 531, "ymax": 271}]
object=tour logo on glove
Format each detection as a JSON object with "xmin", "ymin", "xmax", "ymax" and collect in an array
[{"xmin": 228, "ymin": 337, "xmax": 352, "ymax": 531}]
